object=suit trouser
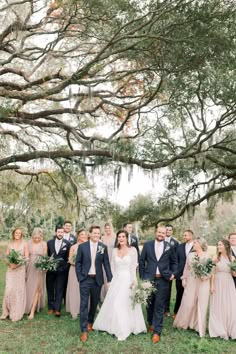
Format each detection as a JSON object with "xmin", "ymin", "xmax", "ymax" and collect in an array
[
  {"xmin": 164, "ymin": 280, "xmax": 172, "ymax": 312},
  {"xmin": 146, "ymin": 278, "xmax": 169, "ymax": 335},
  {"xmin": 79, "ymin": 277, "xmax": 101, "ymax": 332},
  {"xmin": 174, "ymin": 279, "xmax": 184, "ymax": 314},
  {"xmin": 46, "ymin": 271, "xmax": 67, "ymax": 311}
]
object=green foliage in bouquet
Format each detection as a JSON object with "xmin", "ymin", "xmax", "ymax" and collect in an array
[
  {"xmin": 34, "ymin": 255, "xmax": 61, "ymax": 271},
  {"xmin": 130, "ymin": 280, "xmax": 156, "ymax": 310},
  {"xmin": 191, "ymin": 255, "xmax": 215, "ymax": 278},
  {"xmin": 228, "ymin": 259, "xmax": 236, "ymax": 272},
  {"xmin": 6, "ymin": 249, "xmax": 27, "ymax": 265}
]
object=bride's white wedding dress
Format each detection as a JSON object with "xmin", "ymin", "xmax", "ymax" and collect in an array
[{"xmin": 93, "ymin": 247, "xmax": 146, "ymax": 340}]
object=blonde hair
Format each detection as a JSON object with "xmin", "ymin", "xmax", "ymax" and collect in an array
[
  {"xmin": 31, "ymin": 227, "xmax": 43, "ymax": 241},
  {"xmin": 196, "ymin": 237, "xmax": 208, "ymax": 251}
]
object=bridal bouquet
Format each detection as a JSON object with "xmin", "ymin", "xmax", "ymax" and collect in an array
[
  {"xmin": 191, "ymin": 255, "xmax": 215, "ymax": 278},
  {"xmin": 34, "ymin": 255, "xmax": 61, "ymax": 271},
  {"xmin": 6, "ymin": 249, "xmax": 27, "ymax": 265},
  {"xmin": 228, "ymin": 259, "xmax": 236, "ymax": 272},
  {"xmin": 130, "ymin": 280, "xmax": 156, "ymax": 309}
]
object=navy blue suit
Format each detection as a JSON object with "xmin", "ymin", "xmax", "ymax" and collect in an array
[
  {"xmin": 164, "ymin": 237, "xmax": 179, "ymax": 313},
  {"xmin": 46, "ymin": 238, "xmax": 70, "ymax": 312},
  {"xmin": 76, "ymin": 241, "xmax": 112, "ymax": 332},
  {"xmin": 174, "ymin": 243, "xmax": 193, "ymax": 314},
  {"xmin": 139, "ymin": 240, "xmax": 177, "ymax": 335}
]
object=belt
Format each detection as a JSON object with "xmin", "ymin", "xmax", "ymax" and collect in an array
[
  {"xmin": 88, "ymin": 274, "xmax": 96, "ymax": 278},
  {"xmin": 155, "ymin": 274, "xmax": 162, "ymax": 278}
]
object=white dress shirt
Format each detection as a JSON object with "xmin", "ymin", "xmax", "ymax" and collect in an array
[
  {"xmin": 185, "ymin": 241, "xmax": 193, "ymax": 256},
  {"xmin": 63, "ymin": 233, "xmax": 70, "ymax": 241},
  {"xmin": 55, "ymin": 238, "xmax": 63, "ymax": 254},
  {"xmin": 89, "ymin": 241, "xmax": 98, "ymax": 275},
  {"xmin": 155, "ymin": 240, "xmax": 164, "ymax": 274}
]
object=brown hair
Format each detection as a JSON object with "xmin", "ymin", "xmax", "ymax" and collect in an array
[
  {"xmin": 217, "ymin": 239, "xmax": 233, "ymax": 262},
  {"xmin": 89, "ymin": 225, "xmax": 100, "ymax": 233},
  {"xmin": 115, "ymin": 230, "xmax": 129, "ymax": 249},
  {"xmin": 76, "ymin": 228, "xmax": 86, "ymax": 236},
  {"xmin": 228, "ymin": 232, "xmax": 236, "ymax": 240},
  {"xmin": 12, "ymin": 228, "xmax": 23, "ymax": 240}
]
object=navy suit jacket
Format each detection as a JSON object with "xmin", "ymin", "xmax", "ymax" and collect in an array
[
  {"xmin": 232, "ymin": 248, "xmax": 236, "ymax": 288},
  {"xmin": 168, "ymin": 237, "xmax": 179, "ymax": 253},
  {"xmin": 175, "ymin": 243, "xmax": 193, "ymax": 280},
  {"xmin": 75, "ymin": 241, "xmax": 112, "ymax": 287},
  {"xmin": 139, "ymin": 240, "xmax": 178, "ymax": 281},
  {"xmin": 47, "ymin": 238, "xmax": 70, "ymax": 272}
]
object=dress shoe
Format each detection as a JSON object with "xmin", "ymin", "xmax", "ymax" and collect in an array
[
  {"xmin": 172, "ymin": 314, "xmax": 176, "ymax": 319},
  {"xmin": 47, "ymin": 309, "xmax": 54, "ymax": 315},
  {"xmin": 152, "ymin": 334, "xmax": 160, "ymax": 343},
  {"xmin": 80, "ymin": 332, "xmax": 88, "ymax": 342},
  {"xmin": 148, "ymin": 325, "xmax": 154, "ymax": 334},
  {"xmin": 87, "ymin": 323, "xmax": 93, "ymax": 332},
  {"xmin": 164, "ymin": 311, "xmax": 171, "ymax": 317},
  {"xmin": 55, "ymin": 311, "xmax": 61, "ymax": 317}
]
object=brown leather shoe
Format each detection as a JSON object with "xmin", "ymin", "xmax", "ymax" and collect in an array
[
  {"xmin": 80, "ymin": 332, "xmax": 88, "ymax": 342},
  {"xmin": 148, "ymin": 325, "xmax": 154, "ymax": 334},
  {"xmin": 87, "ymin": 323, "xmax": 93, "ymax": 332},
  {"xmin": 47, "ymin": 309, "xmax": 54, "ymax": 315},
  {"xmin": 172, "ymin": 314, "xmax": 176, "ymax": 319},
  {"xmin": 152, "ymin": 334, "xmax": 160, "ymax": 343},
  {"xmin": 55, "ymin": 311, "xmax": 61, "ymax": 317}
]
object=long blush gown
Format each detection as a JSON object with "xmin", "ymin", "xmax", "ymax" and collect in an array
[
  {"xmin": 93, "ymin": 247, "xmax": 146, "ymax": 340},
  {"xmin": 100, "ymin": 234, "xmax": 116, "ymax": 301},
  {"xmin": 25, "ymin": 240, "xmax": 46, "ymax": 314},
  {"xmin": 66, "ymin": 244, "xmax": 81, "ymax": 318},
  {"xmin": 209, "ymin": 256, "xmax": 236, "ymax": 339},
  {"xmin": 1, "ymin": 244, "xmax": 26, "ymax": 321},
  {"xmin": 173, "ymin": 252, "xmax": 210, "ymax": 337}
]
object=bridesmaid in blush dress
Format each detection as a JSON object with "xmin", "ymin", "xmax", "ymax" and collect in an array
[
  {"xmin": 209, "ymin": 239, "xmax": 236, "ymax": 340},
  {"xmin": 173, "ymin": 237, "xmax": 211, "ymax": 337},
  {"xmin": 25, "ymin": 228, "xmax": 47, "ymax": 319},
  {"xmin": 100, "ymin": 223, "xmax": 116, "ymax": 301},
  {"xmin": 1, "ymin": 228, "xmax": 29, "ymax": 322},
  {"xmin": 66, "ymin": 229, "xmax": 88, "ymax": 319}
]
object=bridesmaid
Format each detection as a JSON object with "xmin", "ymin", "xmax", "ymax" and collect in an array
[
  {"xmin": 209, "ymin": 239, "xmax": 236, "ymax": 339},
  {"xmin": 1, "ymin": 228, "xmax": 29, "ymax": 322},
  {"xmin": 25, "ymin": 228, "xmax": 47, "ymax": 319},
  {"xmin": 173, "ymin": 237, "xmax": 211, "ymax": 337},
  {"xmin": 66, "ymin": 229, "xmax": 88, "ymax": 319},
  {"xmin": 100, "ymin": 223, "xmax": 116, "ymax": 301}
]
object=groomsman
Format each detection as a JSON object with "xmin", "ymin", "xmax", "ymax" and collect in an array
[
  {"xmin": 173, "ymin": 229, "xmax": 194, "ymax": 317},
  {"xmin": 123, "ymin": 222, "xmax": 140, "ymax": 258},
  {"xmin": 46, "ymin": 225, "xmax": 71, "ymax": 316},
  {"xmin": 63, "ymin": 220, "xmax": 77, "ymax": 245},
  {"xmin": 164, "ymin": 224, "xmax": 179, "ymax": 316},
  {"xmin": 139, "ymin": 226, "xmax": 177, "ymax": 343},
  {"xmin": 228, "ymin": 232, "xmax": 236, "ymax": 287},
  {"xmin": 76, "ymin": 225, "xmax": 112, "ymax": 342}
]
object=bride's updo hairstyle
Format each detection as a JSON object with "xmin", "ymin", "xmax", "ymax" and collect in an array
[{"xmin": 116, "ymin": 230, "xmax": 129, "ymax": 249}]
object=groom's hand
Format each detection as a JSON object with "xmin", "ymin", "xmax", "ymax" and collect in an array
[
  {"xmin": 107, "ymin": 282, "xmax": 111, "ymax": 289},
  {"xmin": 169, "ymin": 274, "xmax": 175, "ymax": 281}
]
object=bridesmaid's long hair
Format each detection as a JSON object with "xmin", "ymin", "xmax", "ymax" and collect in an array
[
  {"xmin": 216, "ymin": 239, "xmax": 232, "ymax": 262},
  {"xmin": 116, "ymin": 230, "xmax": 129, "ymax": 249}
]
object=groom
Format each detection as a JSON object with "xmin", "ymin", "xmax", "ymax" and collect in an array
[
  {"xmin": 139, "ymin": 225, "xmax": 177, "ymax": 343},
  {"xmin": 76, "ymin": 225, "xmax": 112, "ymax": 342}
]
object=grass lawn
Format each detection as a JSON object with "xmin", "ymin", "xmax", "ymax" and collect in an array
[{"xmin": 0, "ymin": 243, "xmax": 235, "ymax": 354}]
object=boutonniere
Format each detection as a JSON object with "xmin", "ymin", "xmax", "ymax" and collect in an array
[
  {"xmin": 97, "ymin": 245, "xmax": 105, "ymax": 255},
  {"xmin": 130, "ymin": 238, "xmax": 135, "ymax": 245},
  {"xmin": 165, "ymin": 244, "xmax": 171, "ymax": 252},
  {"xmin": 170, "ymin": 240, "xmax": 175, "ymax": 246}
]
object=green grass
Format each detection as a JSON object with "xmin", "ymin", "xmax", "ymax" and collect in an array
[{"xmin": 0, "ymin": 244, "xmax": 235, "ymax": 354}]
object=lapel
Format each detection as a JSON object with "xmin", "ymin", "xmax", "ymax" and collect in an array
[
  {"xmin": 159, "ymin": 241, "xmax": 170, "ymax": 260},
  {"xmin": 51, "ymin": 238, "xmax": 57, "ymax": 255},
  {"xmin": 152, "ymin": 240, "xmax": 158, "ymax": 261}
]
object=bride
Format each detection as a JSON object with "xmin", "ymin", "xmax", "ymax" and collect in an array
[{"xmin": 93, "ymin": 229, "xmax": 146, "ymax": 340}]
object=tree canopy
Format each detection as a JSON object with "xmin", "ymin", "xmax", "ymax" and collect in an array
[{"xmin": 0, "ymin": 0, "xmax": 236, "ymax": 226}]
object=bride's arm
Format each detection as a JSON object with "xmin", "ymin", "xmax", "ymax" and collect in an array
[{"xmin": 130, "ymin": 247, "xmax": 138, "ymax": 286}]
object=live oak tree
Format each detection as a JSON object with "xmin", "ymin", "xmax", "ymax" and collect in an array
[{"xmin": 0, "ymin": 0, "xmax": 236, "ymax": 224}]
